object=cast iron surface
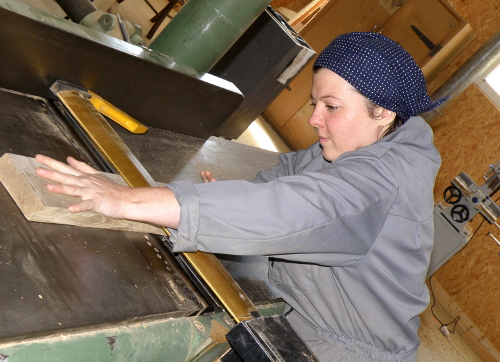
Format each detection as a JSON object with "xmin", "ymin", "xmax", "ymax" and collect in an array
[
  {"xmin": 114, "ymin": 125, "xmax": 281, "ymax": 184},
  {"xmin": 114, "ymin": 125, "xmax": 282, "ymax": 303},
  {"xmin": 0, "ymin": 87, "xmax": 282, "ymax": 340},
  {"xmin": 0, "ymin": 89, "xmax": 201, "ymax": 339},
  {"xmin": 0, "ymin": 0, "xmax": 242, "ymax": 139}
]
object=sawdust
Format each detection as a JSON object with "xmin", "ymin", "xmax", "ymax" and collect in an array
[{"xmin": 210, "ymin": 319, "xmax": 230, "ymax": 344}]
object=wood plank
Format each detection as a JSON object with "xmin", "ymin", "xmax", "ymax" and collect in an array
[
  {"xmin": 288, "ymin": 0, "xmax": 329, "ymax": 28},
  {"xmin": 461, "ymin": 331, "xmax": 500, "ymax": 362},
  {"xmin": 0, "ymin": 153, "xmax": 164, "ymax": 235},
  {"xmin": 270, "ymin": 0, "xmax": 313, "ymax": 12}
]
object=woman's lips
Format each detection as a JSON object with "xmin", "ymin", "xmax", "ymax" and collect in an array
[{"xmin": 318, "ymin": 137, "xmax": 330, "ymax": 144}]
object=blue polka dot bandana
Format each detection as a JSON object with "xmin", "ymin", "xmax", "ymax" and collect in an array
[{"xmin": 313, "ymin": 32, "xmax": 448, "ymax": 121}]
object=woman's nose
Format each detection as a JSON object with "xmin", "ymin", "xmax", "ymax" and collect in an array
[{"xmin": 308, "ymin": 107, "xmax": 323, "ymax": 128}]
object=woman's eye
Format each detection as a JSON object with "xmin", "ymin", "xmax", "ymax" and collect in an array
[{"xmin": 326, "ymin": 105, "xmax": 338, "ymax": 111}]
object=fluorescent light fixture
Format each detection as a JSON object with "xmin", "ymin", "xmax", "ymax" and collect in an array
[{"xmin": 248, "ymin": 121, "xmax": 279, "ymax": 152}]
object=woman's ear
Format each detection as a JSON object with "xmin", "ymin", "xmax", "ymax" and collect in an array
[
  {"xmin": 376, "ymin": 109, "xmax": 396, "ymax": 140},
  {"xmin": 378, "ymin": 108, "xmax": 396, "ymax": 127}
]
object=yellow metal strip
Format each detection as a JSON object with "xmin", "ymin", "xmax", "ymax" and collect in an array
[{"xmin": 51, "ymin": 81, "xmax": 258, "ymax": 323}]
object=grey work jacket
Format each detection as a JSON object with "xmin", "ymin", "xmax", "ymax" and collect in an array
[{"xmin": 168, "ymin": 116, "xmax": 441, "ymax": 362}]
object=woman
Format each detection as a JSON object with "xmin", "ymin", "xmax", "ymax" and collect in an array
[{"xmin": 36, "ymin": 32, "xmax": 447, "ymax": 361}]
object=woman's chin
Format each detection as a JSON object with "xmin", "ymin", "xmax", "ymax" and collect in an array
[{"xmin": 321, "ymin": 150, "xmax": 336, "ymax": 162}]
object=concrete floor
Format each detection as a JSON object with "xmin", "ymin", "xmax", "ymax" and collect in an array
[
  {"xmin": 418, "ymin": 292, "xmax": 483, "ymax": 362},
  {"xmin": 14, "ymin": 0, "xmax": 485, "ymax": 360}
]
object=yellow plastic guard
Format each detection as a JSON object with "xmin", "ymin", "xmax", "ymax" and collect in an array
[{"xmin": 88, "ymin": 91, "xmax": 148, "ymax": 134}]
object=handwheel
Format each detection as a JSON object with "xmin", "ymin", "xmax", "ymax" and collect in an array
[
  {"xmin": 450, "ymin": 204, "xmax": 469, "ymax": 223},
  {"xmin": 443, "ymin": 185, "xmax": 462, "ymax": 204}
]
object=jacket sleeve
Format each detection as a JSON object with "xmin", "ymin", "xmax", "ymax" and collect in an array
[{"xmin": 168, "ymin": 154, "xmax": 398, "ymax": 267}]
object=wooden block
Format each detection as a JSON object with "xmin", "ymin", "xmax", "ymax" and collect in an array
[{"xmin": 0, "ymin": 153, "xmax": 164, "ymax": 235}]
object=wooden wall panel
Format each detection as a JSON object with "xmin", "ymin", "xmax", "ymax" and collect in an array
[
  {"xmin": 428, "ymin": 0, "xmax": 500, "ymax": 353},
  {"xmin": 432, "ymin": 84, "xmax": 500, "ymax": 351},
  {"xmin": 432, "ymin": 85, "xmax": 500, "ymax": 196},
  {"xmin": 280, "ymin": 101, "xmax": 317, "ymax": 150}
]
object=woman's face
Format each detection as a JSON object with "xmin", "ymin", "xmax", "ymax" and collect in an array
[{"xmin": 309, "ymin": 68, "xmax": 393, "ymax": 162}]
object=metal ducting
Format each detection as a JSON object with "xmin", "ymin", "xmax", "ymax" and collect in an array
[
  {"xmin": 423, "ymin": 29, "xmax": 500, "ymax": 123},
  {"xmin": 149, "ymin": 0, "xmax": 272, "ymax": 73}
]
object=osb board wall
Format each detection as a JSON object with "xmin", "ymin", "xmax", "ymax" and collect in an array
[{"xmin": 428, "ymin": 0, "xmax": 500, "ymax": 353}]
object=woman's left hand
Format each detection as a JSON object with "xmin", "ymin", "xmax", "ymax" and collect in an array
[{"xmin": 201, "ymin": 170, "xmax": 217, "ymax": 183}]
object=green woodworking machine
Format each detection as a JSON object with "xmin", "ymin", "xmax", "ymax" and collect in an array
[{"xmin": 0, "ymin": 1, "xmax": 317, "ymax": 361}]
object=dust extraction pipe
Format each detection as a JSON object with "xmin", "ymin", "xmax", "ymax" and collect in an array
[
  {"xmin": 149, "ymin": 0, "xmax": 272, "ymax": 73},
  {"xmin": 423, "ymin": 29, "xmax": 500, "ymax": 123},
  {"xmin": 54, "ymin": 0, "xmax": 97, "ymax": 23}
]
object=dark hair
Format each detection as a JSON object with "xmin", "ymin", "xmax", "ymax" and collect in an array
[
  {"xmin": 363, "ymin": 97, "xmax": 404, "ymax": 138},
  {"xmin": 348, "ymin": 82, "xmax": 404, "ymax": 138}
]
